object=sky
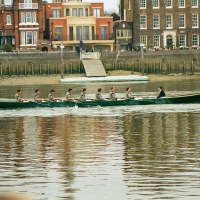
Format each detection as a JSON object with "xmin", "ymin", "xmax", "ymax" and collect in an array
[{"xmin": 84, "ymin": 0, "xmax": 119, "ymax": 13}]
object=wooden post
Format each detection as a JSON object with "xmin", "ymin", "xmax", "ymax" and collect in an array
[
  {"xmin": 24, "ymin": 64, "xmax": 27, "ymax": 76},
  {"xmin": 40, "ymin": 64, "xmax": 42, "ymax": 75},
  {"xmin": 183, "ymin": 60, "xmax": 185, "ymax": 74},
  {"xmin": 47, "ymin": 63, "xmax": 50, "ymax": 76},
  {"xmin": 141, "ymin": 45, "xmax": 144, "ymax": 75},
  {"xmin": 31, "ymin": 64, "xmax": 34, "ymax": 75},
  {"xmin": 17, "ymin": 64, "xmax": 19, "ymax": 76},
  {"xmin": 70, "ymin": 63, "xmax": 73, "ymax": 74},
  {"xmin": 0, "ymin": 64, "xmax": 3, "ymax": 76},
  {"xmin": 153, "ymin": 62, "xmax": 156, "ymax": 74},
  {"xmin": 55, "ymin": 63, "xmax": 58, "ymax": 74}
]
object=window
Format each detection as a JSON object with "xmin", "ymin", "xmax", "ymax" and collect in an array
[
  {"xmin": 6, "ymin": 15, "xmax": 11, "ymax": 24},
  {"xmin": 179, "ymin": 35, "xmax": 186, "ymax": 46},
  {"xmin": 85, "ymin": 8, "xmax": 89, "ymax": 16},
  {"xmin": 4, "ymin": 0, "xmax": 12, "ymax": 6},
  {"xmin": 24, "ymin": 0, "xmax": 32, "ymax": 8},
  {"xmin": 179, "ymin": 0, "xmax": 185, "ymax": 8},
  {"xmin": 128, "ymin": 0, "xmax": 131, "ymax": 10},
  {"xmin": 192, "ymin": 14, "xmax": 198, "ymax": 28},
  {"xmin": 26, "ymin": 32, "xmax": 32, "ymax": 44},
  {"xmin": 116, "ymin": 30, "xmax": 132, "ymax": 38},
  {"xmin": 26, "ymin": 12, "xmax": 31, "ymax": 23},
  {"xmin": 52, "ymin": 9, "xmax": 60, "ymax": 18},
  {"xmin": 166, "ymin": 14, "xmax": 172, "ymax": 28},
  {"xmin": 55, "ymin": 27, "xmax": 62, "ymax": 40},
  {"xmin": 152, "ymin": 0, "xmax": 159, "ymax": 8},
  {"xmin": 179, "ymin": 14, "xmax": 185, "ymax": 28},
  {"xmin": 76, "ymin": 26, "xmax": 82, "ymax": 40},
  {"xmin": 101, "ymin": 26, "xmax": 107, "ymax": 40},
  {"xmin": 192, "ymin": 34, "xmax": 199, "ymax": 46},
  {"xmin": 140, "ymin": 35, "xmax": 147, "ymax": 46},
  {"xmin": 72, "ymin": 8, "xmax": 77, "ymax": 16},
  {"xmin": 140, "ymin": 0, "xmax": 146, "ymax": 9},
  {"xmin": 33, "ymin": 31, "xmax": 37, "ymax": 45},
  {"xmin": 21, "ymin": 31, "xmax": 37, "ymax": 45},
  {"xmin": 21, "ymin": 32, "xmax": 25, "ymax": 45},
  {"xmin": 69, "ymin": 27, "xmax": 73, "ymax": 41},
  {"xmin": 192, "ymin": 0, "xmax": 198, "ymax": 7},
  {"xmin": 83, "ymin": 26, "xmax": 89, "ymax": 40},
  {"xmin": 153, "ymin": 15, "xmax": 160, "ymax": 29},
  {"xmin": 78, "ymin": 8, "xmax": 83, "ymax": 17},
  {"xmin": 166, "ymin": 0, "xmax": 172, "ymax": 8},
  {"xmin": 153, "ymin": 35, "xmax": 160, "ymax": 47},
  {"xmin": 32, "ymin": 12, "xmax": 36, "ymax": 23},
  {"xmin": 66, "ymin": 9, "xmax": 70, "ymax": 16},
  {"xmin": 21, "ymin": 12, "xmax": 25, "ymax": 23},
  {"xmin": 140, "ymin": 15, "xmax": 147, "ymax": 29},
  {"xmin": 93, "ymin": 8, "xmax": 100, "ymax": 17}
]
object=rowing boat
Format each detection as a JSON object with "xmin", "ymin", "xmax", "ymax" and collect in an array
[{"xmin": 0, "ymin": 93, "xmax": 200, "ymax": 109}]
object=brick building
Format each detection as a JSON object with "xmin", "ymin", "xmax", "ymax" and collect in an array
[
  {"xmin": 45, "ymin": 0, "xmax": 114, "ymax": 51},
  {"xmin": 0, "ymin": 0, "xmax": 44, "ymax": 50},
  {"xmin": 120, "ymin": 0, "xmax": 200, "ymax": 49}
]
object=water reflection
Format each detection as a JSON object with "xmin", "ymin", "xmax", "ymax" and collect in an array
[{"xmin": 1, "ymin": 106, "xmax": 200, "ymax": 199}]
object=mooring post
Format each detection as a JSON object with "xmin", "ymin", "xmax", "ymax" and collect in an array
[{"xmin": 60, "ymin": 42, "xmax": 64, "ymax": 79}]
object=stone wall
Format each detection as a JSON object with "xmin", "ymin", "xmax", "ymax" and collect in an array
[{"xmin": 0, "ymin": 50, "xmax": 200, "ymax": 76}]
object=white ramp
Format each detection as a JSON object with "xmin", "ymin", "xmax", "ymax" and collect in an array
[{"xmin": 82, "ymin": 59, "xmax": 107, "ymax": 77}]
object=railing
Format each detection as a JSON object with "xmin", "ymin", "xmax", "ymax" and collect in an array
[
  {"xmin": 68, "ymin": 34, "xmax": 114, "ymax": 41},
  {"xmin": 19, "ymin": 3, "xmax": 38, "ymax": 9}
]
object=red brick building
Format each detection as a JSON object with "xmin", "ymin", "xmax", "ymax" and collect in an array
[
  {"xmin": 0, "ymin": 0, "xmax": 44, "ymax": 50},
  {"xmin": 45, "ymin": 0, "xmax": 114, "ymax": 51}
]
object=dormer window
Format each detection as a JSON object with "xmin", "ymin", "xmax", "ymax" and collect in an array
[{"xmin": 24, "ymin": 0, "xmax": 32, "ymax": 8}]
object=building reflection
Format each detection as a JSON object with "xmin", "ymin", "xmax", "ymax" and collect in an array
[{"xmin": 121, "ymin": 112, "xmax": 200, "ymax": 193}]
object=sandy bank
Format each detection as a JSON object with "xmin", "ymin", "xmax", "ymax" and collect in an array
[{"xmin": 0, "ymin": 70, "xmax": 200, "ymax": 86}]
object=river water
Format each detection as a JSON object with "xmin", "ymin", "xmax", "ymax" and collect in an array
[{"xmin": 0, "ymin": 79, "xmax": 200, "ymax": 200}]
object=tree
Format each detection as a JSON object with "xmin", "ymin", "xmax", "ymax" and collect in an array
[{"xmin": 3, "ymin": 44, "xmax": 12, "ymax": 52}]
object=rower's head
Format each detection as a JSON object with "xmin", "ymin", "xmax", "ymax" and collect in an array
[
  {"xmin": 83, "ymin": 88, "xmax": 86, "ymax": 93},
  {"xmin": 158, "ymin": 87, "xmax": 163, "ymax": 91},
  {"xmin": 35, "ymin": 89, "xmax": 40, "ymax": 94},
  {"xmin": 98, "ymin": 88, "xmax": 102, "ymax": 92},
  {"xmin": 50, "ymin": 90, "xmax": 55, "ymax": 94},
  {"xmin": 17, "ymin": 89, "xmax": 22, "ymax": 94},
  {"xmin": 126, "ymin": 87, "xmax": 131, "ymax": 92},
  {"xmin": 68, "ymin": 88, "xmax": 73, "ymax": 93},
  {"xmin": 110, "ymin": 87, "xmax": 115, "ymax": 92}
]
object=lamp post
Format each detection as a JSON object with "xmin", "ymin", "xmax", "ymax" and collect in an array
[
  {"xmin": 60, "ymin": 42, "xmax": 64, "ymax": 79},
  {"xmin": 140, "ymin": 43, "xmax": 145, "ymax": 76},
  {"xmin": 50, "ymin": 21, "xmax": 54, "ymax": 49}
]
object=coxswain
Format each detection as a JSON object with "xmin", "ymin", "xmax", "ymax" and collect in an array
[{"xmin": 157, "ymin": 87, "xmax": 166, "ymax": 98}]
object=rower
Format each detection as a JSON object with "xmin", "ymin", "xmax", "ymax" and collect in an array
[
  {"xmin": 80, "ymin": 88, "xmax": 87, "ymax": 101},
  {"xmin": 66, "ymin": 88, "xmax": 74, "ymax": 100},
  {"xmin": 95, "ymin": 88, "xmax": 104, "ymax": 100},
  {"xmin": 48, "ymin": 90, "xmax": 57, "ymax": 101},
  {"xmin": 125, "ymin": 87, "xmax": 135, "ymax": 99},
  {"xmin": 109, "ymin": 86, "xmax": 117, "ymax": 100},
  {"xmin": 157, "ymin": 87, "xmax": 166, "ymax": 98},
  {"xmin": 15, "ymin": 89, "xmax": 24, "ymax": 102},
  {"xmin": 34, "ymin": 89, "xmax": 41, "ymax": 101}
]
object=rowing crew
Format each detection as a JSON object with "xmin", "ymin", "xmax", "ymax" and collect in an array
[{"xmin": 15, "ymin": 87, "xmax": 166, "ymax": 102}]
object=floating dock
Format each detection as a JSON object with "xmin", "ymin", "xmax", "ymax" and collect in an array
[{"xmin": 60, "ymin": 75, "xmax": 149, "ymax": 83}]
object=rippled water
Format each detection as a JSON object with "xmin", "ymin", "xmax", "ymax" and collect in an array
[{"xmin": 1, "ymin": 80, "xmax": 200, "ymax": 200}]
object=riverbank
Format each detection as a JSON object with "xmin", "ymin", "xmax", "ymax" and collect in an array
[{"xmin": 0, "ymin": 70, "xmax": 200, "ymax": 86}]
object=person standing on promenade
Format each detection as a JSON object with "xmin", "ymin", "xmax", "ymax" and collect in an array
[
  {"xmin": 66, "ymin": 88, "xmax": 74, "ymax": 100},
  {"xmin": 95, "ymin": 88, "xmax": 104, "ymax": 100},
  {"xmin": 157, "ymin": 87, "xmax": 166, "ymax": 98},
  {"xmin": 125, "ymin": 87, "xmax": 135, "ymax": 99},
  {"xmin": 48, "ymin": 90, "xmax": 57, "ymax": 101},
  {"xmin": 109, "ymin": 87, "xmax": 117, "ymax": 100},
  {"xmin": 80, "ymin": 88, "xmax": 87, "ymax": 101},
  {"xmin": 15, "ymin": 89, "xmax": 24, "ymax": 102}
]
